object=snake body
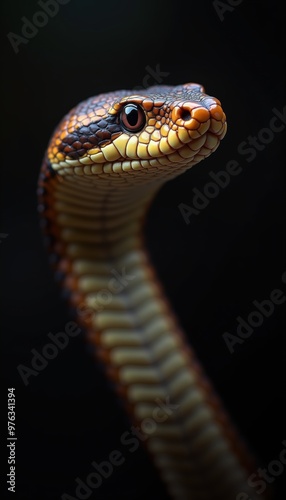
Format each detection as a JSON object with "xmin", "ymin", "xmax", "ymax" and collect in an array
[{"xmin": 39, "ymin": 83, "xmax": 267, "ymax": 500}]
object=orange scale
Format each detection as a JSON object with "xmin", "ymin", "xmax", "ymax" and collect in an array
[
  {"xmin": 60, "ymin": 131, "xmax": 67, "ymax": 140},
  {"xmin": 142, "ymin": 99, "xmax": 153, "ymax": 111},
  {"xmin": 113, "ymin": 103, "xmax": 122, "ymax": 111},
  {"xmin": 210, "ymin": 104, "xmax": 224, "ymax": 121},
  {"xmin": 191, "ymin": 107, "xmax": 210, "ymax": 123},
  {"xmin": 82, "ymin": 118, "xmax": 91, "ymax": 126},
  {"xmin": 154, "ymin": 100, "xmax": 165, "ymax": 107}
]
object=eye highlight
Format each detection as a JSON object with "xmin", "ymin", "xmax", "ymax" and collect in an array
[{"xmin": 120, "ymin": 104, "xmax": 146, "ymax": 132}]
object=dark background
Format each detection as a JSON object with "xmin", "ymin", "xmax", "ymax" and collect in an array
[{"xmin": 1, "ymin": 1, "xmax": 285, "ymax": 499}]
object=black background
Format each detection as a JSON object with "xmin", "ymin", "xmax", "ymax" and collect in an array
[{"xmin": 1, "ymin": 1, "xmax": 285, "ymax": 499}]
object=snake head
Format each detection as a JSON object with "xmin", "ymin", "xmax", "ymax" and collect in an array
[{"xmin": 47, "ymin": 82, "xmax": 227, "ymax": 181}]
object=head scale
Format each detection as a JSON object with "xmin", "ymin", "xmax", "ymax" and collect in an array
[{"xmin": 47, "ymin": 83, "xmax": 227, "ymax": 179}]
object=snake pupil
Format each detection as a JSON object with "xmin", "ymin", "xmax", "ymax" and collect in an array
[
  {"xmin": 126, "ymin": 107, "xmax": 138, "ymax": 126},
  {"xmin": 120, "ymin": 103, "xmax": 145, "ymax": 132}
]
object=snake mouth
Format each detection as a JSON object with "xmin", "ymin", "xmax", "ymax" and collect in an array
[{"xmin": 49, "ymin": 124, "xmax": 226, "ymax": 181}]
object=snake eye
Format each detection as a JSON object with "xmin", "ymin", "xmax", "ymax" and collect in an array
[{"xmin": 120, "ymin": 104, "xmax": 145, "ymax": 132}]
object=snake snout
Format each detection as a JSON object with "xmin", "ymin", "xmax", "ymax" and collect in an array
[
  {"xmin": 171, "ymin": 96, "xmax": 226, "ymax": 140},
  {"xmin": 172, "ymin": 102, "xmax": 210, "ymax": 131},
  {"xmin": 201, "ymin": 95, "xmax": 227, "ymax": 138}
]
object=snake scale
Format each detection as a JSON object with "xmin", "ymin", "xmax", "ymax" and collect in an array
[{"xmin": 38, "ymin": 83, "xmax": 268, "ymax": 500}]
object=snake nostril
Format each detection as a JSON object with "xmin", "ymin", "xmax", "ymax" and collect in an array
[
  {"xmin": 180, "ymin": 109, "xmax": 192, "ymax": 121},
  {"xmin": 172, "ymin": 104, "xmax": 208, "ymax": 129}
]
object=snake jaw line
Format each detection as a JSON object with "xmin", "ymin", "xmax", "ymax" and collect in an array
[{"xmin": 49, "ymin": 129, "xmax": 224, "ymax": 181}]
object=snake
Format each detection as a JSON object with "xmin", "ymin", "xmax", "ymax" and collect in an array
[{"xmin": 38, "ymin": 82, "xmax": 269, "ymax": 500}]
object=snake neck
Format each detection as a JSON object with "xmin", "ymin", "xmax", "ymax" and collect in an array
[{"xmin": 39, "ymin": 166, "xmax": 268, "ymax": 500}]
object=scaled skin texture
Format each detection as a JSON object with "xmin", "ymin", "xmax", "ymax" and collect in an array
[{"xmin": 39, "ymin": 83, "xmax": 270, "ymax": 500}]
